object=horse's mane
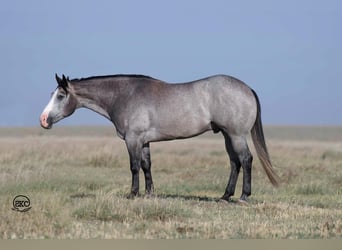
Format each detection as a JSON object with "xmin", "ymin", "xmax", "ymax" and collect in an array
[{"xmin": 70, "ymin": 74, "xmax": 156, "ymax": 82}]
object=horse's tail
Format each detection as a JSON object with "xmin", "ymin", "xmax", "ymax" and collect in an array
[{"xmin": 250, "ymin": 89, "xmax": 280, "ymax": 187}]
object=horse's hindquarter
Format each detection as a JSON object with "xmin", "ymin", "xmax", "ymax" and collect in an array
[{"xmin": 207, "ymin": 75, "xmax": 257, "ymax": 135}]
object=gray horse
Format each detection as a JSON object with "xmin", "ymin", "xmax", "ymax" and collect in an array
[{"xmin": 40, "ymin": 74, "xmax": 279, "ymax": 203}]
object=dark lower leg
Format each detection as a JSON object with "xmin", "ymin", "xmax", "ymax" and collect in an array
[
  {"xmin": 221, "ymin": 160, "xmax": 241, "ymax": 201},
  {"xmin": 128, "ymin": 162, "xmax": 140, "ymax": 198},
  {"xmin": 126, "ymin": 139, "xmax": 143, "ymax": 199},
  {"xmin": 240, "ymin": 153, "xmax": 253, "ymax": 202},
  {"xmin": 221, "ymin": 133, "xmax": 241, "ymax": 201},
  {"xmin": 142, "ymin": 170, "xmax": 154, "ymax": 194},
  {"xmin": 141, "ymin": 144, "xmax": 154, "ymax": 194}
]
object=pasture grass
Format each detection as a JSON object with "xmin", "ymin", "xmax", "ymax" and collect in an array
[{"xmin": 0, "ymin": 126, "xmax": 341, "ymax": 239}]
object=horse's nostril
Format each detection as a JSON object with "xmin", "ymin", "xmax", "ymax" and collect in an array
[{"xmin": 40, "ymin": 113, "xmax": 50, "ymax": 128}]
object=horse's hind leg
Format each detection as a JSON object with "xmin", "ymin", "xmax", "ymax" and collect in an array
[
  {"xmin": 222, "ymin": 133, "xmax": 253, "ymax": 203},
  {"xmin": 221, "ymin": 132, "xmax": 241, "ymax": 201},
  {"xmin": 141, "ymin": 143, "xmax": 154, "ymax": 195},
  {"xmin": 233, "ymin": 135, "xmax": 253, "ymax": 202}
]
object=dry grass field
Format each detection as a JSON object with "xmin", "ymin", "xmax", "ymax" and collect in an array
[{"xmin": 0, "ymin": 126, "xmax": 341, "ymax": 239}]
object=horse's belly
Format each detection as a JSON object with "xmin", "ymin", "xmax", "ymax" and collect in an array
[{"xmin": 146, "ymin": 109, "xmax": 211, "ymax": 141}]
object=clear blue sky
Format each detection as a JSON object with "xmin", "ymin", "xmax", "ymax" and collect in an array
[{"xmin": 1, "ymin": 0, "xmax": 341, "ymax": 126}]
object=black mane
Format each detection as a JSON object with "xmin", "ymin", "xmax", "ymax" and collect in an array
[{"xmin": 70, "ymin": 74, "xmax": 156, "ymax": 82}]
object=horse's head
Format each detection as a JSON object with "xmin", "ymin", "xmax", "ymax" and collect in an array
[{"xmin": 40, "ymin": 74, "xmax": 78, "ymax": 129}]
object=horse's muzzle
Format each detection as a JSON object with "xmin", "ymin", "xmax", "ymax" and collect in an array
[{"xmin": 40, "ymin": 113, "xmax": 53, "ymax": 129}]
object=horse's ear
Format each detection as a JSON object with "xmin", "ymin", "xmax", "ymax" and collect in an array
[
  {"xmin": 55, "ymin": 73, "xmax": 63, "ymax": 85},
  {"xmin": 55, "ymin": 74, "xmax": 69, "ymax": 91}
]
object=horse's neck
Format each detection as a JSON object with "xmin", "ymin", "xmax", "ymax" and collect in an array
[{"xmin": 71, "ymin": 82, "xmax": 113, "ymax": 120}]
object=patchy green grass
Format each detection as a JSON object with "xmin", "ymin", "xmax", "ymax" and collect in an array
[{"xmin": 0, "ymin": 126, "xmax": 341, "ymax": 239}]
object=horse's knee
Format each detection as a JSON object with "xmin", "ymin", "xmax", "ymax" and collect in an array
[{"xmin": 130, "ymin": 164, "xmax": 140, "ymax": 175}]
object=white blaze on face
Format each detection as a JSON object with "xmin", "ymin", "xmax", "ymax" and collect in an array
[{"xmin": 40, "ymin": 90, "xmax": 58, "ymax": 128}]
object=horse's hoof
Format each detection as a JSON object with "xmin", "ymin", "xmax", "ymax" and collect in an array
[
  {"xmin": 218, "ymin": 199, "xmax": 229, "ymax": 204},
  {"xmin": 237, "ymin": 199, "xmax": 249, "ymax": 206},
  {"xmin": 126, "ymin": 193, "xmax": 139, "ymax": 199}
]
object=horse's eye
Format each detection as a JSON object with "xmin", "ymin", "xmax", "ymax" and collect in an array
[{"xmin": 57, "ymin": 94, "xmax": 65, "ymax": 100}]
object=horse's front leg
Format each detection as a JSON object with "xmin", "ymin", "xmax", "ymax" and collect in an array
[
  {"xmin": 125, "ymin": 137, "xmax": 143, "ymax": 198},
  {"xmin": 141, "ymin": 143, "xmax": 154, "ymax": 195}
]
